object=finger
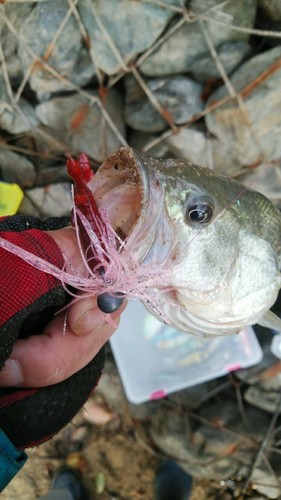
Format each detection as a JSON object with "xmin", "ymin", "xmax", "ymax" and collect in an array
[
  {"xmin": 0, "ymin": 305, "xmax": 121, "ymax": 388},
  {"xmin": 47, "ymin": 226, "xmax": 87, "ymax": 276},
  {"xmin": 67, "ymin": 295, "xmax": 126, "ymax": 336}
]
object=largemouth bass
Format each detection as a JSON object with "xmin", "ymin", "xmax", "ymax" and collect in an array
[
  {"xmin": 1, "ymin": 147, "xmax": 281, "ymax": 337},
  {"xmin": 85, "ymin": 147, "xmax": 281, "ymax": 336}
]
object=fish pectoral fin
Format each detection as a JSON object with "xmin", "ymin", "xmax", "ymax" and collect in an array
[{"xmin": 257, "ymin": 310, "xmax": 281, "ymax": 332}]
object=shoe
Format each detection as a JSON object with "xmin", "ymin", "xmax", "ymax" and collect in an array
[
  {"xmin": 154, "ymin": 460, "xmax": 193, "ymax": 500},
  {"xmin": 50, "ymin": 466, "xmax": 88, "ymax": 500}
]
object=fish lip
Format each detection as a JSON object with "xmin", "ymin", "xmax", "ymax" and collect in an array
[
  {"xmin": 116, "ymin": 148, "xmax": 166, "ymax": 262},
  {"xmin": 119, "ymin": 147, "xmax": 151, "ymax": 211},
  {"xmin": 96, "ymin": 146, "xmax": 150, "ymax": 205},
  {"xmin": 91, "ymin": 147, "xmax": 166, "ymax": 263},
  {"xmin": 126, "ymin": 148, "xmax": 152, "ymax": 220}
]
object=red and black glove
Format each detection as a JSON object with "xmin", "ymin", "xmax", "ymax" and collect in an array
[{"xmin": 0, "ymin": 215, "xmax": 105, "ymax": 449}]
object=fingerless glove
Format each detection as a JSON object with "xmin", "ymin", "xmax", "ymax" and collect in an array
[{"xmin": 0, "ymin": 216, "xmax": 105, "ymax": 449}]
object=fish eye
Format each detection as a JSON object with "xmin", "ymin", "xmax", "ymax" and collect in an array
[{"xmin": 185, "ymin": 198, "xmax": 214, "ymax": 225}]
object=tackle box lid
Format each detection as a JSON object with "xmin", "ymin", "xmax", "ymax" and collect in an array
[{"xmin": 110, "ymin": 300, "xmax": 263, "ymax": 404}]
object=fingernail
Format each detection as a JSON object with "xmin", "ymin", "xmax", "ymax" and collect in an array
[{"xmin": 0, "ymin": 359, "xmax": 23, "ymax": 387}]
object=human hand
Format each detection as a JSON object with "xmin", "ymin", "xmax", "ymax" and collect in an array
[{"xmin": 0, "ymin": 227, "xmax": 125, "ymax": 388}]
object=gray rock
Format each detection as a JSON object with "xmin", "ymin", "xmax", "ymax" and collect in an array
[
  {"xmin": 0, "ymin": 4, "xmax": 33, "ymax": 85},
  {"xmin": 205, "ymin": 46, "xmax": 281, "ymax": 166},
  {"xmin": 0, "ymin": 99, "xmax": 39, "ymax": 135},
  {"xmin": 149, "ymin": 400, "xmax": 271, "ymax": 478},
  {"xmin": 129, "ymin": 131, "xmax": 172, "ymax": 159},
  {"xmin": 149, "ymin": 393, "xmax": 274, "ymax": 479},
  {"xmin": 237, "ymin": 161, "xmax": 281, "ymax": 207},
  {"xmin": 36, "ymin": 165, "xmax": 69, "ymax": 186},
  {"xmin": 164, "ymin": 128, "xmax": 210, "ymax": 167},
  {"xmin": 259, "ymin": 0, "xmax": 281, "ymax": 20},
  {"xmin": 36, "ymin": 89, "xmax": 125, "ymax": 162},
  {"xmin": 244, "ymin": 386, "xmax": 281, "ymax": 413},
  {"xmin": 0, "ymin": 75, "xmax": 39, "ymax": 134},
  {"xmin": 78, "ymin": 0, "xmax": 182, "ymax": 76},
  {"xmin": 18, "ymin": 0, "xmax": 95, "ymax": 94},
  {"xmin": 164, "ymin": 127, "xmax": 243, "ymax": 177},
  {"xmin": 125, "ymin": 75, "xmax": 203, "ymax": 133},
  {"xmin": 0, "ymin": 148, "xmax": 36, "ymax": 187},
  {"xmin": 251, "ymin": 468, "xmax": 281, "ymax": 499},
  {"xmin": 235, "ymin": 330, "xmax": 276, "ymax": 385},
  {"xmin": 235, "ymin": 328, "xmax": 281, "ymax": 413},
  {"xmin": 209, "ymin": 138, "xmax": 244, "ymax": 176},
  {"xmin": 140, "ymin": 0, "xmax": 257, "ymax": 76},
  {"xmin": 255, "ymin": 10, "xmax": 281, "ymax": 48},
  {"xmin": 19, "ymin": 183, "xmax": 71, "ymax": 218},
  {"xmin": 190, "ymin": 41, "xmax": 251, "ymax": 82},
  {"xmin": 132, "ymin": 127, "xmax": 244, "ymax": 177},
  {"xmin": 150, "ymin": 412, "xmax": 206, "ymax": 471},
  {"xmin": 96, "ymin": 358, "xmax": 128, "ymax": 412}
]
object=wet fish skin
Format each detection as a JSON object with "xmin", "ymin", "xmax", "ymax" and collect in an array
[{"xmin": 93, "ymin": 148, "xmax": 281, "ymax": 336}]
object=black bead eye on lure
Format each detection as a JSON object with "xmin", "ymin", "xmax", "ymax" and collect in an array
[{"xmin": 97, "ymin": 292, "xmax": 125, "ymax": 313}]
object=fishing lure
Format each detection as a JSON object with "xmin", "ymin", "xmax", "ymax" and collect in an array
[
  {"xmin": 67, "ymin": 154, "xmax": 125, "ymax": 313},
  {"xmin": 0, "ymin": 150, "xmax": 173, "ymax": 323}
]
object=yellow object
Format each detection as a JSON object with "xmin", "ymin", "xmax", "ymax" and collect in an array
[{"xmin": 0, "ymin": 182, "xmax": 24, "ymax": 216}]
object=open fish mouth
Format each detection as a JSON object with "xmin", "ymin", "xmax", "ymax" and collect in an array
[
  {"xmin": 90, "ymin": 148, "xmax": 148, "ymax": 244},
  {"xmin": 90, "ymin": 147, "xmax": 174, "ymax": 266},
  {"xmin": 87, "ymin": 147, "xmax": 180, "ymax": 319}
]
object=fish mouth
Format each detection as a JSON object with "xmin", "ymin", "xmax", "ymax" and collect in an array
[
  {"xmin": 92, "ymin": 148, "xmax": 147, "ymax": 239},
  {"xmin": 91, "ymin": 147, "xmax": 169, "ymax": 263}
]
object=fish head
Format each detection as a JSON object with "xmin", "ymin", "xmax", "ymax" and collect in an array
[{"xmin": 92, "ymin": 147, "xmax": 281, "ymax": 336}]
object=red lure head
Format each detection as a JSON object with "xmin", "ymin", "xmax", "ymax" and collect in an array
[
  {"xmin": 66, "ymin": 153, "xmax": 114, "ymax": 272},
  {"xmin": 67, "ymin": 153, "xmax": 94, "ymax": 186},
  {"xmin": 66, "ymin": 153, "xmax": 126, "ymax": 312}
]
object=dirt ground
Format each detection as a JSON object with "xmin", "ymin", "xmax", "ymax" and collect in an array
[
  {"xmin": 1, "ymin": 426, "xmax": 212, "ymax": 499},
  {"xmin": 1, "ymin": 355, "xmax": 214, "ymax": 500}
]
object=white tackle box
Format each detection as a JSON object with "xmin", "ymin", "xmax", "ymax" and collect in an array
[{"xmin": 110, "ymin": 301, "xmax": 263, "ymax": 404}]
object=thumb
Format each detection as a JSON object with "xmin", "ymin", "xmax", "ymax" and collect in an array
[{"xmin": 67, "ymin": 295, "xmax": 126, "ymax": 336}]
